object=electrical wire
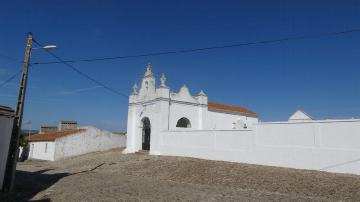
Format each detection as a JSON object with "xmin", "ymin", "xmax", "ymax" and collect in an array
[
  {"xmin": 33, "ymin": 39, "xmax": 129, "ymax": 99},
  {"xmin": 32, "ymin": 28, "xmax": 360, "ymax": 65},
  {"xmin": 0, "ymin": 69, "xmax": 22, "ymax": 88}
]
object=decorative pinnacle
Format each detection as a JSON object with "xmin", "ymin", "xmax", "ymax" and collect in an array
[
  {"xmin": 132, "ymin": 83, "xmax": 138, "ymax": 94},
  {"xmin": 146, "ymin": 63, "xmax": 152, "ymax": 69},
  {"xmin": 160, "ymin": 73, "xmax": 167, "ymax": 87},
  {"xmin": 144, "ymin": 63, "xmax": 154, "ymax": 77},
  {"xmin": 198, "ymin": 90, "xmax": 206, "ymax": 96}
]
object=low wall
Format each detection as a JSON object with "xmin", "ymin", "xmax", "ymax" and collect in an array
[
  {"xmin": 54, "ymin": 126, "xmax": 126, "ymax": 160},
  {"xmin": 156, "ymin": 119, "xmax": 360, "ymax": 175}
]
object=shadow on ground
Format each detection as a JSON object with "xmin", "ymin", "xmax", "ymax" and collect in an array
[{"xmin": 1, "ymin": 169, "xmax": 69, "ymax": 201}]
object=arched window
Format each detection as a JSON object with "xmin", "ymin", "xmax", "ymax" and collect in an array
[{"xmin": 176, "ymin": 117, "xmax": 191, "ymax": 128}]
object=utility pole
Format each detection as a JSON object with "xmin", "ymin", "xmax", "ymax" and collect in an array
[{"xmin": 2, "ymin": 33, "xmax": 33, "ymax": 192}]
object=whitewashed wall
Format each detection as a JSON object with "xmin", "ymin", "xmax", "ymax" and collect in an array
[
  {"xmin": 54, "ymin": 126, "xmax": 126, "ymax": 160},
  {"xmin": 169, "ymin": 102, "xmax": 202, "ymax": 130},
  {"xmin": 0, "ymin": 114, "xmax": 14, "ymax": 190},
  {"xmin": 207, "ymin": 110, "xmax": 258, "ymax": 130},
  {"xmin": 125, "ymin": 100, "xmax": 169, "ymax": 154},
  {"xmin": 156, "ymin": 119, "xmax": 360, "ymax": 175},
  {"xmin": 125, "ymin": 98, "xmax": 258, "ymax": 154},
  {"xmin": 28, "ymin": 141, "xmax": 55, "ymax": 161},
  {"xmin": 125, "ymin": 66, "xmax": 259, "ymax": 154}
]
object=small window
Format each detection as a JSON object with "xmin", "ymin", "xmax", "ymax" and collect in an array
[
  {"xmin": 176, "ymin": 117, "xmax": 191, "ymax": 128},
  {"xmin": 45, "ymin": 143, "xmax": 48, "ymax": 153},
  {"xmin": 237, "ymin": 119, "xmax": 247, "ymax": 129}
]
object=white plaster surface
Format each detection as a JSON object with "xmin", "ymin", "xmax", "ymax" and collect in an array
[
  {"xmin": 124, "ymin": 65, "xmax": 360, "ymax": 175},
  {"xmin": 207, "ymin": 110, "xmax": 258, "ymax": 130},
  {"xmin": 156, "ymin": 119, "xmax": 360, "ymax": 175},
  {"xmin": 28, "ymin": 126, "xmax": 126, "ymax": 161},
  {"xmin": 54, "ymin": 126, "xmax": 126, "ymax": 160},
  {"xmin": 28, "ymin": 141, "xmax": 55, "ymax": 161},
  {"xmin": 288, "ymin": 109, "xmax": 313, "ymax": 122},
  {"xmin": 124, "ymin": 65, "xmax": 257, "ymax": 154}
]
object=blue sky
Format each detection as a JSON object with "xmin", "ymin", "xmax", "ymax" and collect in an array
[{"xmin": 0, "ymin": 0, "xmax": 359, "ymax": 131}]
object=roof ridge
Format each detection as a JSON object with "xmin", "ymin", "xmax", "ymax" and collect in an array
[{"xmin": 27, "ymin": 129, "xmax": 86, "ymax": 142}]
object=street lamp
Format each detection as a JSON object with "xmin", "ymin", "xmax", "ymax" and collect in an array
[
  {"xmin": 3, "ymin": 33, "xmax": 56, "ymax": 192},
  {"xmin": 32, "ymin": 45, "xmax": 57, "ymax": 50}
]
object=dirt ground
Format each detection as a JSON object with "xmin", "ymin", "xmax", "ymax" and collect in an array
[{"xmin": 1, "ymin": 148, "xmax": 360, "ymax": 201}]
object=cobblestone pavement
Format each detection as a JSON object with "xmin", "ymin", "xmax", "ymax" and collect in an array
[{"xmin": 2, "ymin": 148, "xmax": 360, "ymax": 201}]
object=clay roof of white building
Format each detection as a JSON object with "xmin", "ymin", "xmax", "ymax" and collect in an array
[
  {"xmin": 26, "ymin": 129, "xmax": 86, "ymax": 142},
  {"xmin": 208, "ymin": 101, "xmax": 257, "ymax": 116},
  {"xmin": 112, "ymin": 131, "xmax": 126, "ymax": 135}
]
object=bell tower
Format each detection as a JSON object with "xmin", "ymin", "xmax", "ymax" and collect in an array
[{"xmin": 139, "ymin": 63, "xmax": 156, "ymax": 100}]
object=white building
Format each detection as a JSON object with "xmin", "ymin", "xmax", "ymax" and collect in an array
[
  {"xmin": 124, "ymin": 64, "xmax": 258, "ymax": 154},
  {"xmin": 123, "ymin": 65, "xmax": 360, "ymax": 175},
  {"xmin": 27, "ymin": 126, "xmax": 126, "ymax": 161}
]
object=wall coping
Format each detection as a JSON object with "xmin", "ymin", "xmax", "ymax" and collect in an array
[
  {"xmin": 257, "ymin": 119, "xmax": 360, "ymax": 125},
  {"xmin": 162, "ymin": 129, "xmax": 254, "ymax": 132}
]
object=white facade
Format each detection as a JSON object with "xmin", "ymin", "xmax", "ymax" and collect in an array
[
  {"xmin": 123, "ymin": 67, "xmax": 360, "ymax": 175},
  {"xmin": 124, "ymin": 64, "xmax": 258, "ymax": 154},
  {"xmin": 28, "ymin": 126, "xmax": 126, "ymax": 161},
  {"xmin": 0, "ymin": 106, "xmax": 14, "ymax": 191},
  {"xmin": 29, "ymin": 141, "xmax": 55, "ymax": 161},
  {"xmin": 206, "ymin": 110, "xmax": 257, "ymax": 130}
]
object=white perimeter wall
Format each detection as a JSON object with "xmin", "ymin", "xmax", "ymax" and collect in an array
[
  {"xmin": 54, "ymin": 126, "xmax": 126, "ymax": 160},
  {"xmin": 0, "ymin": 115, "xmax": 14, "ymax": 190},
  {"xmin": 28, "ymin": 141, "xmax": 55, "ymax": 161},
  {"xmin": 156, "ymin": 119, "xmax": 360, "ymax": 175}
]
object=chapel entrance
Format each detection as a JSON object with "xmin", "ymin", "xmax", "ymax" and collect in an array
[{"xmin": 141, "ymin": 117, "xmax": 151, "ymax": 150}]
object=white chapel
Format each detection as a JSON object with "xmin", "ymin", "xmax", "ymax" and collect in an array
[{"xmin": 124, "ymin": 64, "xmax": 258, "ymax": 154}]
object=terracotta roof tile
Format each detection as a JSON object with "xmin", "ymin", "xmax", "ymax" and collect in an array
[
  {"xmin": 26, "ymin": 129, "xmax": 86, "ymax": 142},
  {"xmin": 208, "ymin": 101, "xmax": 257, "ymax": 116}
]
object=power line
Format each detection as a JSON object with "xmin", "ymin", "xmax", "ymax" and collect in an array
[
  {"xmin": 33, "ymin": 39, "xmax": 129, "ymax": 99},
  {"xmin": 0, "ymin": 54, "xmax": 23, "ymax": 89},
  {"xmin": 32, "ymin": 28, "xmax": 360, "ymax": 65},
  {"xmin": 0, "ymin": 69, "xmax": 22, "ymax": 88}
]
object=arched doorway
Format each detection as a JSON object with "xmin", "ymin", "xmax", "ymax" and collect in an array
[{"xmin": 141, "ymin": 117, "xmax": 151, "ymax": 150}]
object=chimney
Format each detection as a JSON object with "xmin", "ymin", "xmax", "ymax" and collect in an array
[
  {"xmin": 58, "ymin": 120, "xmax": 77, "ymax": 131},
  {"xmin": 40, "ymin": 126, "xmax": 58, "ymax": 134}
]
